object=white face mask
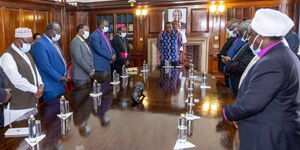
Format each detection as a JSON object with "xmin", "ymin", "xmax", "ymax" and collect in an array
[
  {"xmin": 102, "ymin": 26, "xmax": 109, "ymax": 33},
  {"xmin": 226, "ymin": 28, "xmax": 237, "ymax": 38},
  {"xmin": 250, "ymin": 34, "xmax": 263, "ymax": 55},
  {"xmin": 119, "ymin": 32, "xmax": 127, "ymax": 38},
  {"xmin": 52, "ymin": 33, "xmax": 61, "ymax": 42},
  {"xmin": 20, "ymin": 43, "xmax": 31, "ymax": 53},
  {"xmin": 83, "ymin": 31, "xmax": 89, "ymax": 39}
]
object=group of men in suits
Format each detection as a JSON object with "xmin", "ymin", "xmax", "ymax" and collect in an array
[
  {"xmin": 0, "ymin": 19, "xmax": 130, "ymax": 128},
  {"xmin": 221, "ymin": 9, "xmax": 300, "ymax": 150}
]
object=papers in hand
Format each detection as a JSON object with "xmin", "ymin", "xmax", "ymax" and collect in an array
[
  {"xmin": 25, "ymin": 134, "xmax": 46, "ymax": 147},
  {"xmin": 5, "ymin": 127, "xmax": 29, "ymax": 137},
  {"xmin": 89, "ymin": 92, "xmax": 102, "ymax": 97},
  {"xmin": 57, "ymin": 112, "xmax": 73, "ymax": 120},
  {"xmin": 173, "ymin": 140, "xmax": 196, "ymax": 150}
]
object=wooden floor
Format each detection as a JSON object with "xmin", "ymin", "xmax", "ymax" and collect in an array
[{"xmin": 0, "ymin": 67, "xmax": 238, "ymax": 150}]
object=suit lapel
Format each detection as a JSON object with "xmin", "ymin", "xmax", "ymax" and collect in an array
[
  {"xmin": 76, "ymin": 36, "xmax": 92, "ymax": 56},
  {"xmin": 43, "ymin": 36, "xmax": 66, "ymax": 67}
]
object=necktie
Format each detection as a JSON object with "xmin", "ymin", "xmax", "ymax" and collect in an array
[{"xmin": 52, "ymin": 42, "xmax": 67, "ymax": 68}]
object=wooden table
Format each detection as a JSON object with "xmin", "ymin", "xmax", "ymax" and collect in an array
[{"xmin": 0, "ymin": 67, "xmax": 238, "ymax": 150}]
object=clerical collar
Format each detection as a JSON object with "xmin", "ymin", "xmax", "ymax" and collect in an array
[{"xmin": 257, "ymin": 41, "xmax": 282, "ymax": 58}]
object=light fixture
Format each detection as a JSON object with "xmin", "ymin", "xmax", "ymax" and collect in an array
[
  {"xmin": 136, "ymin": 9, "xmax": 148, "ymax": 23},
  {"xmin": 209, "ymin": 3, "xmax": 225, "ymax": 17},
  {"xmin": 128, "ymin": 0, "xmax": 136, "ymax": 7}
]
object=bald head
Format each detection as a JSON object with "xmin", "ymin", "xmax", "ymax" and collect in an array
[
  {"xmin": 46, "ymin": 22, "xmax": 61, "ymax": 32},
  {"xmin": 45, "ymin": 22, "xmax": 62, "ymax": 41}
]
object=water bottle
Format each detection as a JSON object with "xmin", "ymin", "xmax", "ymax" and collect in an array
[
  {"xmin": 145, "ymin": 63, "xmax": 149, "ymax": 71},
  {"xmin": 189, "ymin": 60, "xmax": 194, "ymax": 70},
  {"xmin": 143, "ymin": 60, "xmax": 146, "ymax": 71},
  {"xmin": 178, "ymin": 114, "xmax": 187, "ymax": 143},
  {"xmin": 97, "ymin": 83, "xmax": 101, "ymax": 94},
  {"xmin": 113, "ymin": 70, "xmax": 117, "ymax": 83},
  {"xmin": 189, "ymin": 68, "xmax": 194, "ymax": 78},
  {"xmin": 28, "ymin": 115, "xmax": 36, "ymax": 142},
  {"xmin": 187, "ymin": 120, "xmax": 193, "ymax": 137},
  {"xmin": 188, "ymin": 79, "xmax": 194, "ymax": 91},
  {"xmin": 186, "ymin": 96, "xmax": 194, "ymax": 118},
  {"xmin": 122, "ymin": 65, "xmax": 126, "ymax": 77},
  {"xmin": 35, "ymin": 120, "xmax": 41, "ymax": 137},
  {"xmin": 93, "ymin": 80, "xmax": 97, "ymax": 94},
  {"xmin": 60, "ymin": 96, "xmax": 66, "ymax": 114}
]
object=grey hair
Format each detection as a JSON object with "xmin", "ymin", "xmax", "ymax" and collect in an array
[{"xmin": 238, "ymin": 20, "xmax": 252, "ymax": 35}]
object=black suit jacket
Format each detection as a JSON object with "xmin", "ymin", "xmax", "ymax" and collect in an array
[
  {"xmin": 225, "ymin": 43, "xmax": 300, "ymax": 150},
  {"xmin": 111, "ymin": 35, "xmax": 131, "ymax": 74},
  {"xmin": 224, "ymin": 43, "xmax": 254, "ymax": 95},
  {"xmin": 217, "ymin": 37, "xmax": 236, "ymax": 72},
  {"xmin": 0, "ymin": 67, "xmax": 9, "ymax": 128}
]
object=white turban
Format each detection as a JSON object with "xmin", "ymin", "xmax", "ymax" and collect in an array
[
  {"xmin": 251, "ymin": 9, "xmax": 294, "ymax": 37},
  {"xmin": 15, "ymin": 27, "xmax": 32, "ymax": 38}
]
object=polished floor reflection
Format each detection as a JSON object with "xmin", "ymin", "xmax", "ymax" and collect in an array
[{"xmin": 0, "ymin": 67, "xmax": 238, "ymax": 150}]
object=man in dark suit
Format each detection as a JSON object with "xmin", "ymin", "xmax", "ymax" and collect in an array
[
  {"xmin": 284, "ymin": 29, "xmax": 300, "ymax": 59},
  {"xmin": 223, "ymin": 9, "xmax": 300, "ymax": 150},
  {"xmin": 0, "ymin": 67, "xmax": 11, "ymax": 128},
  {"xmin": 90, "ymin": 19, "xmax": 116, "ymax": 82},
  {"xmin": 111, "ymin": 25, "xmax": 130, "ymax": 75},
  {"xmin": 32, "ymin": 22, "xmax": 67, "ymax": 102},
  {"xmin": 222, "ymin": 20, "xmax": 254, "ymax": 95},
  {"xmin": 70, "ymin": 24, "xmax": 95, "ymax": 87}
]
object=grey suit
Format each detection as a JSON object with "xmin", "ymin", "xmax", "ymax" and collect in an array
[{"xmin": 70, "ymin": 36, "xmax": 94, "ymax": 87}]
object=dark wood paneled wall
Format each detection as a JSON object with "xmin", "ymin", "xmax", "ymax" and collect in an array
[
  {"xmin": 0, "ymin": 0, "xmax": 298, "ymax": 79},
  {"xmin": 84, "ymin": 0, "xmax": 298, "ymax": 77},
  {"xmin": 0, "ymin": 0, "xmax": 67, "ymax": 60}
]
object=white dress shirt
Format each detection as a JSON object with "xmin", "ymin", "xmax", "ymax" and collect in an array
[
  {"xmin": 178, "ymin": 30, "xmax": 187, "ymax": 51},
  {"xmin": 0, "ymin": 44, "xmax": 43, "ymax": 93}
]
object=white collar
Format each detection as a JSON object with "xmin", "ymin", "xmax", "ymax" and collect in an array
[
  {"xmin": 76, "ymin": 35, "xmax": 85, "ymax": 42},
  {"xmin": 44, "ymin": 34, "xmax": 53, "ymax": 43},
  {"xmin": 11, "ymin": 43, "xmax": 26, "ymax": 56}
]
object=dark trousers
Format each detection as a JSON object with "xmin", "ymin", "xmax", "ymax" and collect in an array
[
  {"xmin": 95, "ymin": 71, "xmax": 111, "ymax": 83},
  {"xmin": 73, "ymin": 79, "xmax": 90, "ymax": 88}
]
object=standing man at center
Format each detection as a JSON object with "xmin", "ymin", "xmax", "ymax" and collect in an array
[
  {"xmin": 90, "ymin": 19, "xmax": 116, "ymax": 82},
  {"xmin": 32, "ymin": 22, "xmax": 67, "ymax": 103}
]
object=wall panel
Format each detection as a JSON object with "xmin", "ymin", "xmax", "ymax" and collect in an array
[
  {"xmin": 35, "ymin": 10, "xmax": 49, "ymax": 34},
  {"xmin": 22, "ymin": 9, "xmax": 35, "ymax": 32},
  {"xmin": 191, "ymin": 8, "xmax": 209, "ymax": 33},
  {"xmin": 4, "ymin": 8, "xmax": 20, "ymax": 52}
]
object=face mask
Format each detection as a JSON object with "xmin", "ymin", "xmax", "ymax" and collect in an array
[
  {"xmin": 52, "ymin": 33, "xmax": 61, "ymax": 42},
  {"xmin": 227, "ymin": 28, "xmax": 237, "ymax": 38},
  {"xmin": 102, "ymin": 27, "xmax": 109, "ymax": 33},
  {"xmin": 119, "ymin": 32, "xmax": 127, "ymax": 38},
  {"xmin": 20, "ymin": 43, "xmax": 31, "ymax": 53},
  {"xmin": 83, "ymin": 31, "xmax": 89, "ymax": 39},
  {"xmin": 250, "ymin": 34, "xmax": 263, "ymax": 55}
]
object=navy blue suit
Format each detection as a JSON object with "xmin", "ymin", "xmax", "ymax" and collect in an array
[
  {"xmin": 224, "ymin": 43, "xmax": 300, "ymax": 150},
  {"xmin": 89, "ymin": 29, "xmax": 115, "ymax": 72},
  {"xmin": 32, "ymin": 35, "xmax": 66, "ymax": 102},
  {"xmin": 0, "ymin": 67, "xmax": 8, "ymax": 128}
]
